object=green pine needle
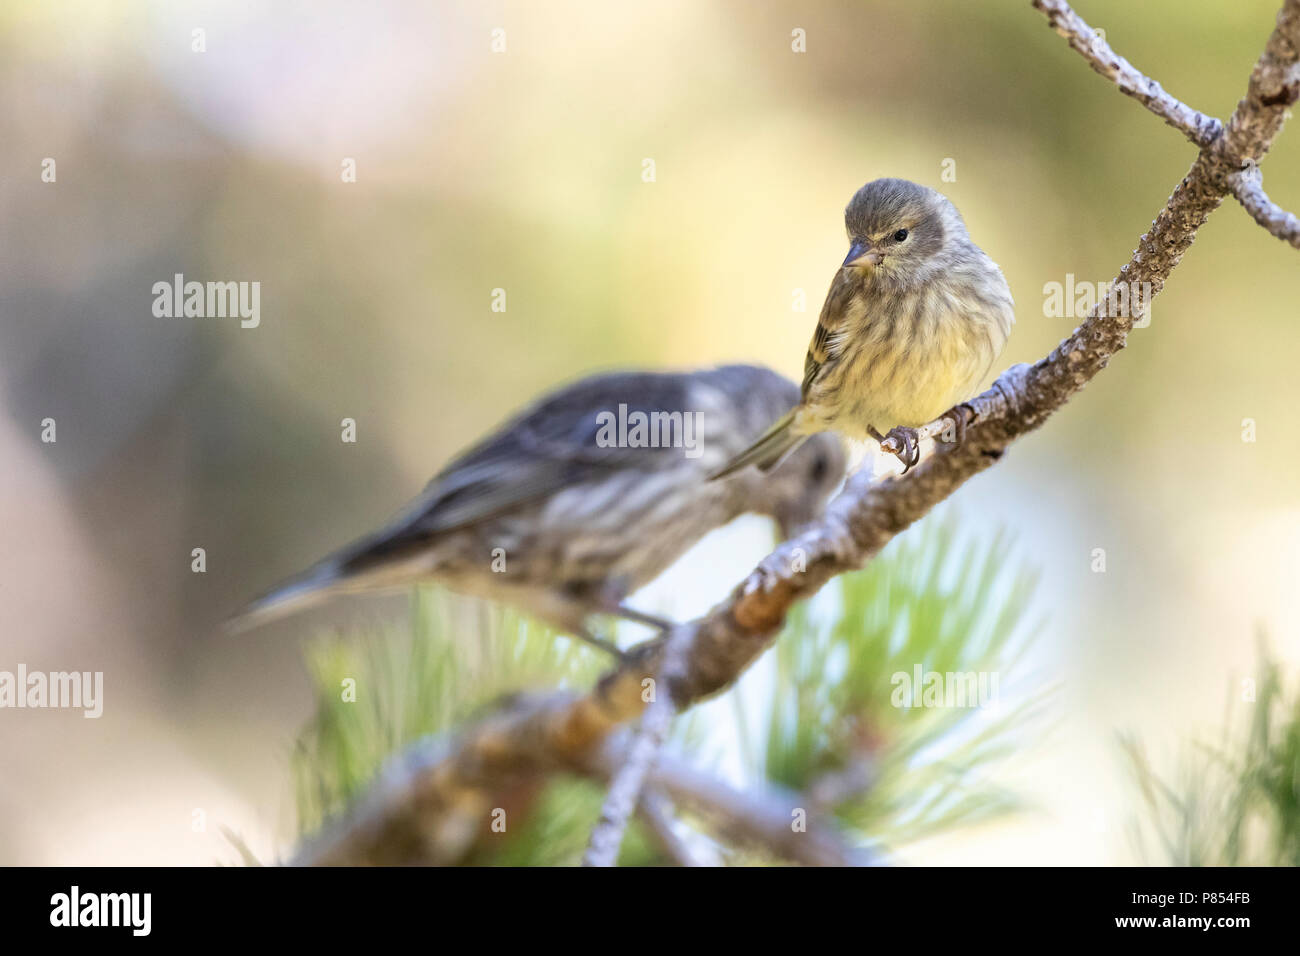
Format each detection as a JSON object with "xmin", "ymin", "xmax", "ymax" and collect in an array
[{"xmin": 1122, "ymin": 633, "xmax": 1300, "ymax": 866}]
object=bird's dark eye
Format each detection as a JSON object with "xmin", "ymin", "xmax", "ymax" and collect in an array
[
  {"xmin": 893, "ymin": 229, "xmax": 909, "ymax": 242},
  {"xmin": 810, "ymin": 455, "xmax": 828, "ymax": 483}
]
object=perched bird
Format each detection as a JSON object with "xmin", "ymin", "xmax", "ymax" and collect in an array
[
  {"xmin": 230, "ymin": 364, "xmax": 846, "ymax": 655},
  {"xmin": 712, "ymin": 178, "xmax": 1014, "ymax": 478}
]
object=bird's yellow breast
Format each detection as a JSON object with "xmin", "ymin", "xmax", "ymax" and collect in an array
[{"xmin": 803, "ymin": 284, "xmax": 1009, "ymax": 438}]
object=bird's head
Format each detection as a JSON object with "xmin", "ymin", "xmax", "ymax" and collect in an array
[
  {"xmin": 755, "ymin": 432, "xmax": 848, "ymax": 539},
  {"xmin": 698, "ymin": 366, "xmax": 847, "ymax": 537},
  {"xmin": 841, "ymin": 178, "xmax": 966, "ymax": 286}
]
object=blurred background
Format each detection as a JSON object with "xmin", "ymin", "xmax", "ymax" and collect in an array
[{"xmin": 1, "ymin": 0, "xmax": 1297, "ymax": 865}]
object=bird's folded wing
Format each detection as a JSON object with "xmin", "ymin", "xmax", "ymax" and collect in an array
[
  {"xmin": 354, "ymin": 372, "xmax": 699, "ymax": 560},
  {"xmin": 802, "ymin": 274, "xmax": 855, "ymax": 398},
  {"xmin": 802, "ymin": 321, "xmax": 833, "ymax": 396}
]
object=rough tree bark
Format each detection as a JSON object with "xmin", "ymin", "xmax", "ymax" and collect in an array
[{"xmin": 291, "ymin": 0, "xmax": 1300, "ymax": 867}]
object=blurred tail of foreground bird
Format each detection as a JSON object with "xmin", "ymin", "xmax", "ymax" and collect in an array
[
  {"xmin": 226, "ymin": 529, "xmax": 421, "ymax": 635},
  {"xmin": 228, "ymin": 364, "xmax": 846, "ymax": 652}
]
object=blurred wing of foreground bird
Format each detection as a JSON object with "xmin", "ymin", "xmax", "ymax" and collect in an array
[{"xmin": 227, "ymin": 365, "xmax": 817, "ymax": 638}]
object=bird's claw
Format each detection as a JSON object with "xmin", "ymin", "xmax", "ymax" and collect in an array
[
  {"xmin": 882, "ymin": 426, "xmax": 921, "ymax": 473},
  {"xmin": 877, "ymin": 405, "xmax": 974, "ymax": 473}
]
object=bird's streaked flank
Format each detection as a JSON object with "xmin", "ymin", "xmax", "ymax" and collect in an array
[
  {"xmin": 230, "ymin": 364, "xmax": 846, "ymax": 656},
  {"xmin": 712, "ymin": 178, "xmax": 1014, "ymax": 478}
]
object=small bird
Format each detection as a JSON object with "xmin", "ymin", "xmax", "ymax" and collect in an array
[
  {"xmin": 229, "ymin": 364, "xmax": 846, "ymax": 655},
  {"xmin": 712, "ymin": 178, "xmax": 1014, "ymax": 478}
]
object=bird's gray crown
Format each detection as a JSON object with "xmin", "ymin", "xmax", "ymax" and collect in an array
[{"xmin": 844, "ymin": 178, "xmax": 957, "ymax": 241}]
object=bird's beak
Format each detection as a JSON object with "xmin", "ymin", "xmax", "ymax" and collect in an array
[{"xmin": 843, "ymin": 241, "xmax": 884, "ymax": 269}]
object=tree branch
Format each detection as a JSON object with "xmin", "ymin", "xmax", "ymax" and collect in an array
[
  {"xmin": 636, "ymin": 789, "xmax": 705, "ymax": 867},
  {"xmin": 1229, "ymin": 161, "xmax": 1300, "ymax": 248},
  {"xmin": 291, "ymin": 0, "xmax": 1300, "ymax": 866},
  {"xmin": 581, "ymin": 628, "xmax": 687, "ymax": 866},
  {"xmin": 289, "ymin": 719, "xmax": 870, "ymax": 866},
  {"xmin": 1031, "ymin": 0, "xmax": 1224, "ymax": 147},
  {"xmin": 637, "ymin": 750, "xmax": 874, "ymax": 867}
]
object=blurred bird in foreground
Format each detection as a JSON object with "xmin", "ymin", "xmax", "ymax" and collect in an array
[
  {"xmin": 230, "ymin": 364, "xmax": 846, "ymax": 656},
  {"xmin": 712, "ymin": 178, "xmax": 1014, "ymax": 478}
]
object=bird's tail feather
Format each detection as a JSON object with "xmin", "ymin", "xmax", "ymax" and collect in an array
[
  {"xmin": 224, "ymin": 560, "xmax": 347, "ymax": 635},
  {"xmin": 226, "ymin": 499, "xmax": 444, "ymax": 637},
  {"xmin": 709, "ymin": 408, "xmax": 807, "ymax": 480}
]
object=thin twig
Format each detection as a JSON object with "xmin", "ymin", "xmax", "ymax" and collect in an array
[
  {"xmin": 1032, "ymin": 0, "xmax": 1224, "ymax": 147},
  {"xmin": 636, "ymin": 789, "xmax": 704, "ymax": 866},
  {"xmin": 582, "ymin": 628, "xmax": 688, "ymax": 866},
  {"xmin": 1229, "ymin": 161, "xmax": 1300, "ymax": 248},
  {"xmin": 646, "ymin": 751, "xmax": 875, "ymax": 866}
]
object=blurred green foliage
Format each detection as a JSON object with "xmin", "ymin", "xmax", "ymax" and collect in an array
[
  {"xmin": 759, "ymin": 520, "xmax": 1047, "ymax": 851},
  {"xmin": 292, "ymin": 592, "xmax": 605, "ymax": 835},
  {"xmin": 1122, "ymin": 636, "xmax": 1300, "ymax": 866},
  {"xmin": 292, "ymin": 514, "xmax": 1047, "ymax": 864},
  {"xmin": 292, "ymin": 596, "xmax": 664, "ymax": 865}
]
